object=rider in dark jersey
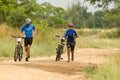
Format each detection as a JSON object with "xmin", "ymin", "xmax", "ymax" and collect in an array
[{"xmin": 65, "ymin": 23, "xmax": 78, "ymax": 62}]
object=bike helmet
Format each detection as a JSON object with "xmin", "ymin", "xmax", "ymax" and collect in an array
[
  {"xmin": 26, "ymin": 18, "xmax": 31, "ymax": 24},
  {"xmin": 68, "ymin": 23, "xmax": 73, "ymax": 27}
]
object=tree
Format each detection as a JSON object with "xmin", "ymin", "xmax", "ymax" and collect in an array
[
  {"xmin": 85, "ymin": 0, "xmax": 120, "ymax": 28},
  {"xmin": 66, "ymin": 2, "xmax": 85, "ymax": 28},
  {"xmin": 66, "ymin": 1, "xmax": 94, "ymax": 28},
  {"xmin": 85, "ymin": 13, "xmax": 95, "ymax": 28},
  {"xmin": 99, "ymin": 0, "xmax": 120, "ymax": 28},
  {"xmin": 7, "ymin": 9, "xmax": 27, "ymax": 27},
  {"xmin": 94, "ymin": 11, "xmax": 108, "ymax": 28},
  {"xmin": 0, "ymin": 0, "xmax": 17, "ymax": 22},
  {"xmin": 0, "ymin": 0, "xmax": 67, "ymax": 28},
  {"xmin": 84, "ymin": 0, "xmax": 114, "ymax": 8},
  {"xmin": 38, "ymin": 2, "xmax": 67, "ymax": 28},
  {"xmin": 6, "ymin": 0, "xmax": 39, "ymax": 27}
]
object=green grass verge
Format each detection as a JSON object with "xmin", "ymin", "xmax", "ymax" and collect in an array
[
  {"xmin": 76, "ymin": 37, "xmax": 120, "ymax": 48},
  {"xmin": 85, "ymin": 56, "xmax": 120, "ymax": 80},
  {"xmin": 0, "ymin": 25, "xmax": 120, "ymax": 60}
]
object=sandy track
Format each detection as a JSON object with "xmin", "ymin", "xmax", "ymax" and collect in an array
[{"xmin": 0, "ymin": 48, "xmax": 119, "ymax": 80}]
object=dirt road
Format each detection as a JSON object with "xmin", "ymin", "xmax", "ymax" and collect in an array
[{"xmin": 0, "ymin": 48, "xmax": 119, "ymax": 80}]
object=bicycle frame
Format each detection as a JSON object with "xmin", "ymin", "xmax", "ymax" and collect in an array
[
  {"xmin": 11, "ymin": 35, "xmax": 24, "ymax": 62},
  {"xmin": 55, "ymin": 35, "xmax": 65, "ymax": 61}
]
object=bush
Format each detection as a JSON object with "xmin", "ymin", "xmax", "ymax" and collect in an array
[
  {"xmin": 78, "ymin": 29, "xmax": 101, "ymax": 37},
  {"xmin": 98, "ymin": 29, "xmax": 120, "ymax": 38},
  {"xmin": 6, "ymin": 10, "xmax": 27, "ymax": 28}
]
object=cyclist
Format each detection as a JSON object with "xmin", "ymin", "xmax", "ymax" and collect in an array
[
  {"xmin": 20, "ymin": 18, "xmax": 36, "ymax": 61},
  {"xmin": 64, "ymin": 23, "xmax": 78, "ymax": 62}
]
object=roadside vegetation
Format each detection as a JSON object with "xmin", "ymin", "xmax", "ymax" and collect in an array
[
  {"xmin": 85, "ymin": 56, "xmax": 120, "ymax": 80},
  {"xmin": 0, "ymin": 0, "xmax": 120, "ymax": 79},
  {"xmin": 0, "ymin": 24, "xmax": 120, "ymax": 58}
]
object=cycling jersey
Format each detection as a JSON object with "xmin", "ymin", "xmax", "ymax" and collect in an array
[
  {"xmin": 21, "ymin": 24, "xmax": 35, "ymax": 38},
  {"xmin": 65, "ymin": 29, "xmax": 77, "ymax": 43}
]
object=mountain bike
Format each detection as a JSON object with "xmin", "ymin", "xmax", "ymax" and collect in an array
[
  {"xmin": 11, "ymin": 35, "xmax": 24, "ymax": 62},
  {"xmin": 55, "ymin": 35, "xmax": 65, "ymax": 61}
]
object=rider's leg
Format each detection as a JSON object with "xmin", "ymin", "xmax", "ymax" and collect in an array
[
  {"xmin": 71, "ymin": 51, "xmax": 74, "ymax": 61},
  {"xmin": 25, "ymin": 38, "xmax": 33, "ymax": 61},
  {"xmin": 71, "ymin": 43, "xmax": 75, "ymax": 61},
  {"xmin": 67, "ymin": 43, "xmax": 71, "ymax": 62},
  {"xmin": 26, "ymin": 45, "xmax": 31, "ymax": 57},
  {"xmin": 67, "ymin": 48, "xmax": 71, "ymax": 62},
  {"xmin": 25, "ymin": 45, "xmax": 31, "ymax": 61}
]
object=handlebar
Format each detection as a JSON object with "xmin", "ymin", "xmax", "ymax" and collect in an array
[
  {"xmin": 55, "ymin": 35, "xmax": 65, "ymax": 43},
  {"xmin": 11, "ymin": 35, "xmax": 25, "ymax": 39},
  {"xmin": 55, "ymin": 35, "xmax": 65, "ymax": 38},
  {"xmin": 55, "ymin": 35, "xmax": 65, "ymax": 40}
]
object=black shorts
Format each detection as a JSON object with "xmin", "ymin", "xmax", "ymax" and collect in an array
[
  {"xmin": 67, "ymin": 42, "xmax": 76, "ymax": 51},
  {"xmin": 24, "ymin": 37, "xmax": 33, "ymax": 46}
]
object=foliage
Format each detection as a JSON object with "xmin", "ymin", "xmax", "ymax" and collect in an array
[
  {"xmin": 39, "ymin": 2, "xmax": 67, "ymax": 28},
  {"xmin": 85, "ymin": 0, "xmax": 120, "ymax": 29},
  {"xmin": 84, "ymin": 0, "xmax": 114, "ymax": 8},
  {"xmin": 0, "ymin": 0, "xmax": 67, "ymax": 28},
  {"xmin": 7, "ymin": 9, "xmax": 27, "ymax": 27},
  {"xmin": 1, "ymin": 25, "xmax": 120, "ymax": 58},
  {"xmin": 0, "ymin": 24, "xmax": 57, "ymax": 58},
  {"xmin": 0, "ymin": 0, "xmax": 17, "ymax": 22},
  {"xmin": 77, "ymin": 28, "xmax": 120, "ymax": 48},
  {"xmin": 94, "ymin": 11, "xmax": 108, "ymax": 28},
  {"xmin": 0, "ymin": 0, "xmax": 120, "ymax": 29},
  {"xmin": 66, "ymin": 1, "xmax": 95, "ymax": 28}
]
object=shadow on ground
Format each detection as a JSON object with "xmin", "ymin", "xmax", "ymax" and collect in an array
[{"xmin": 12, "ymin": 59, "xmax": 88, "ymax": 75}]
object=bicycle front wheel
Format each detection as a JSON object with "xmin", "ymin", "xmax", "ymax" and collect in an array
[
  {"xmin": 56, "ymin": 45, "xmax": 62, "ymax": 61},
  {"xmin": 18, "ymin": 46, "xmax": 23, "ymax": 62},
  {"xmin": 14, "ymin": 46, "xmax": 18, "ymax": 62},
  {"xmin": 56, "ymin": 49, "xmax": 61, "ymax": 61}
]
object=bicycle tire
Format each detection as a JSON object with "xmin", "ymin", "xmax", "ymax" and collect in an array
[
  {"xmin": 56, "ymin": 49, "xmax": 61, "ymax": 61},
  {"xmin": 14, "ymin": 46, "xmax": 18, "ymax": 62},
  {"xmin": 20, "ymin": 46, "xmax": 23, "ymax": 59},
  {"xmin": 56, "ymin": 44, "xmax": 63, "ymax": 61},
  {"xmin": 18, "ymin": 46, "xmax": 23, "ymax": 62}
]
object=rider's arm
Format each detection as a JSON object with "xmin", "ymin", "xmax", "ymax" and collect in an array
[
  {"xmin": 73, "ymin": 30, "xmax": 78, "ymax": 38},
  {"xmin": 73, "ymin": 36, "xmax": 78, "ymax": 38}
]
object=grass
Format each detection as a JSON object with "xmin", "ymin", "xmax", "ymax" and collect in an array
[
  {"xmin": 31, "ymin": 40, "xmax": 57, "ymax": 57},
  {"xmin": 0, "ymin": 24, "xmax": 120, "ymax": 58},
  {"xmin": 77, "ymin": 28, "xmax": 120, "ymax": 48},
  {"xmin": 0, "ymin": 24, "xmax": 120, "ymax": 80},
  {"xmin": 74, "ymin": 28, "xmax": 120, "ymax": 80},
  {"xmin": 0, "ymin": 24, "xmax": 58, "ymax": 59},
  {"xmin": 85, "ymin": 56, "xmax": 120, "ymax": 80},
  {"xmin": 76, "ymin": 36, "xmax": 120, "ymax": 48},
  {"xmin": 78, "ymin": 28, "xmax": 120, "ymax": 80},
  {"xmin": 0, "ymin": 35, "xmax": 58, "ymax": 60}
]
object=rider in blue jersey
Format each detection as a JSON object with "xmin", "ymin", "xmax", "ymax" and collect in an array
[
  {"xmin": 65, "ymin": 23, "xmax": 78, "ymax": 62},
  {"xmin": 20, "ymin": 18, "xmax": 36, "ymax": 61}
]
